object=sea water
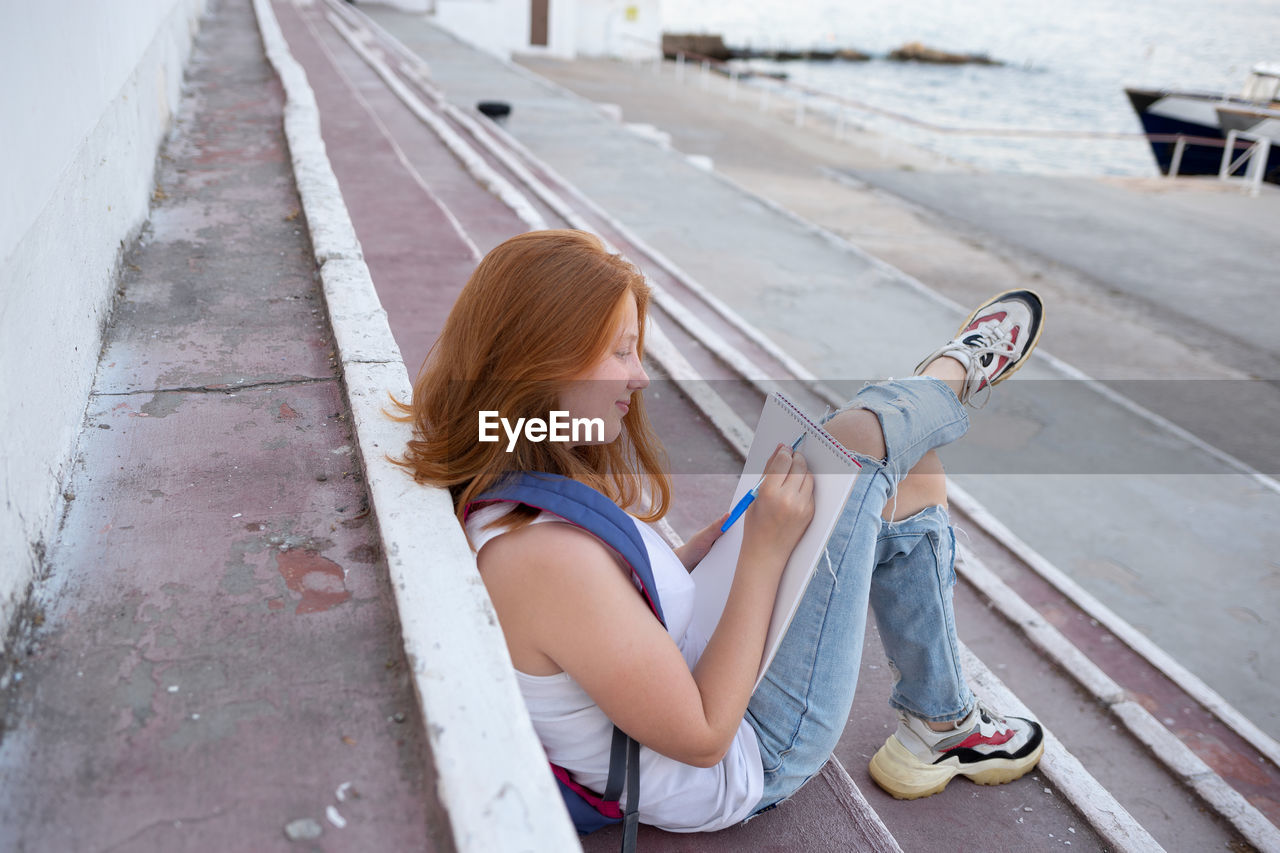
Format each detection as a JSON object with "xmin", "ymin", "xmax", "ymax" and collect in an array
[{"xmin": 662, "ymin": 0, "xmax": 1280, "ymax": 176}]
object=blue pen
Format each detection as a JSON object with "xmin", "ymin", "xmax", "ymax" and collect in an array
[{"xmin": 720, "ymin": 432, "xmax": 806, "ymax": 532}]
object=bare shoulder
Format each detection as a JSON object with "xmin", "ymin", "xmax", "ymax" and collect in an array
[
  {"xmin": 476, "ymin": 519, "xmax": 635, "ymax": 676},
  {"xmin": 480, "ymin": 519, "xmax": 612, "ymax": 570},
  {"xmin": 477, "ymin": 520, "xmax": 631, "ymax": 601}
]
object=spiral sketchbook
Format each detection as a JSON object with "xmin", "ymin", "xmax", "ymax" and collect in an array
[{"xmin": 690, "ymin": 392, "xmax": 861, "ymax": 690}]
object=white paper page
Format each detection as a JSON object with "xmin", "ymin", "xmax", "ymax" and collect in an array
[{"xmin": 690, "ymin": 393, "xmax": 860, "ymax": 690}]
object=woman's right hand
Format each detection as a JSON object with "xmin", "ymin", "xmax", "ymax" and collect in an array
[{"xmin": 742, "ymin": 443, "xmax": 815, "ymax": 566}]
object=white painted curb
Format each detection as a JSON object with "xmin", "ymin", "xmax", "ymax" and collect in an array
[
  {"xmin": 957, "ymin": 544, "xmax": 1280, "ymax": 852},
  {"xmin": 960, "ymin": 646, "xmax": 1165, "ymax": 852},
  {"xmin": 252, "ymin": 1, "xmax": 582, "ymax": 850}
]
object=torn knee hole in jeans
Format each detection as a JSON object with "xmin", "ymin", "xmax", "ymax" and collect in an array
[{"xmin": 885, "ymin": 658, "xmax": 902, "ymax": 685}]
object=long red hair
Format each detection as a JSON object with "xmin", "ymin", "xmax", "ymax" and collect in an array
[{"xmin": 395, "ymin": 230, "xmax": 671, "ymax": 529}]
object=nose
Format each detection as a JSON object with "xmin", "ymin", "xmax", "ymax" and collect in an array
[{"xmin": 629, "ymin": 354, "xmax": 649, "ymax": 391}]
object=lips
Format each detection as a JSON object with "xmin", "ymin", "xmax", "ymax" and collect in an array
[{"xmin": 616, "ymin": 401, "xmax": 630, "ymax": 415}]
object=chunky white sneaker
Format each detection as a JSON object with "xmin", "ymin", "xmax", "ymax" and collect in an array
[
  {"xmin": 868, "ymin": 702, "xmax": 1045, "ymax": 800},
  {"xmin": 914, "ymin": 289, "xmax": 1044, "ymax": 407}
]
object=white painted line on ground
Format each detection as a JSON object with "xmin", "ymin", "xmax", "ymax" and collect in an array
[
  {"xmin": 298, "ymin": 7, "xmax": 481, "ymax": 260},
  {"xmin": 643, "ymin": 317, "xmax": 754, "ymax": 455},
  {"xmin": 456, "ymin": 106, "xmax": 838, "ymax": 393},
  {"xmin": 949, "ymin": 484, "xmax": 1280, "ymax": 771},
  {"xmin": 1110, "ymin": 699, "xmax": 1280, "ymax": 852},
  {"xmin": 965, "ymin": 652, "xmax": 1169, "ymax": 852},
  {"xmin": 339, "ymin": 26, "xmax": 797, "ymax": 405},
  {"xmin": 959, "ymin": 646, "xmax": 1165, "ymax": 852},
  {"xmin": 253, "ymin": 2, "xmax": 582, "ymax": 851},
  {"xmin": 322, "ymin": 0, "xmax": 436, "ymax": 87},
  {"xmin": 958, "ymin": 545, "xmax": 1128, "ymax": 704},
  {"xmin": 324, "ymin": 9, "xmax": 548, "ymax": 232},
  {"xmin": 731, "ymin": 147, "xmax": 1280, "ymax": 499},
  {"xmin": 261, "ymin": 4, "xmax": 363, "ymax": 264},
  {"xmin": 958, "ymin": 544, "xmax": 1280, "ymax": 851},
  {"xmin": 318, "ymin": 258, "xmax": 402, "ymax": 364},
  {"xmin": 821, "ymin": 758, "xmax": 904, "ymax": 853}
]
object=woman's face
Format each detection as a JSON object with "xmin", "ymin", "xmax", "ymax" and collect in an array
[{"xmin": 559, "ymin": 296, "xmax": 649, "ymax": 445}]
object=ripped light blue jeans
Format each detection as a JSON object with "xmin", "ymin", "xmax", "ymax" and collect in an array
[{"xmin": 744, "ymin": 377, "xmax": 975, "ymax": 811}]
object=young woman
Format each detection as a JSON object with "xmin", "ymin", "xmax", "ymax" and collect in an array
[{"xmin": 399, "ymin": 229, "xmax": 1046, "ymax": 833}]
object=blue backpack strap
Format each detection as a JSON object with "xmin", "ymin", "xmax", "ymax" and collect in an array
[
  {"xmin": 470, "ymin": 471, "xmax": 665, "ymax": 625},
  {"xmin": 469, "ymin": 472, "xmax": 658, "ymax": 851}
]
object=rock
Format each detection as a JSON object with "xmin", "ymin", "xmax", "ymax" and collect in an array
[
  {"xmin": 725, "ymin": 45, "xmax": 870, "ymax": 63},
  {"xmin": 284, "ymin": 818, "xmax": 323, "ymax": 841},
  {"xmin": 661, "ymin": 33, "xmax": 731, "ymax": 62},
  {"xmin": 887, "ymin": 41, "xmax": 1002, "ymax": 65},
  {"xmin": 835, "ymin": 48, "xmax": 872, "ymax": 62}
]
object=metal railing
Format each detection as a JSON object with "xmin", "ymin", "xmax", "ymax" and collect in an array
[
  {"xmin": 640, "ymin": 45, "xmax": 1275, "ymax": 194},
  {"xmin": 1215, "ymin": 131, "xmax": 1272, "ymax": 197}
]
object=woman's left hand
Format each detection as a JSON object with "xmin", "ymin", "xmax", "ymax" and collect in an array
[{"xmin": 675, "ymin": 513, "xmax": 730, "ymax": 571}]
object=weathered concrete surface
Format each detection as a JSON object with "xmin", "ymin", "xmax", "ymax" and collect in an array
[
  {"xmin": 359, "ymin": 19, "xmax": 1280, "ymax": 744},
  {"xmin": 834, "ymin": 170, "xmax": 1280, "ymax": 377},
  {"xmin": 0, "ymin": 0, "xmax": 206, "ymax": 660},
  {"xmin": 0, "ymin": 2, "xmax": 436, "ymax": 849},
  {"xmin": 273, "ymin": 3, "xmax": 913, "ymax": 847},
  {"xmin": 271, "ymin": 0, "xmax": 506, "ymax": 376}
]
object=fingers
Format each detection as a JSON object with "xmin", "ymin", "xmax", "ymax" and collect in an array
[
  {"xmin": 760, "ymin": 443, "xmax": 813, "ymax": 498},
  {"xmin": 762, "ymin": 442, "xmax": 792, "ymax": 476},
  {"xmin": 745, "ymin": 445, "xmax": 815, "ymax": 557}
]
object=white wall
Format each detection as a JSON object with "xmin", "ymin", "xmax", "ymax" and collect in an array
[
  {"xmin": 366, "ymin": 0, "xmax": 432, "ymax": 10},
  {"xmin": 431, "ymin": 0, "xmax": 660, "ymax": 61},
  {"xmin": 434, "ymin": 0, "xmax": 538, "ymax": 60},
  {"xmin": 572, "ymin": 0, "xmax": 661, "ymax": 60},
  {"xmin": 0, "ymin": 0, "xmax": 206, "ymax": 651}
]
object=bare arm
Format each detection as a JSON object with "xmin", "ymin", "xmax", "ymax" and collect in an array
[{"xmin": 479, "ymin": 445, "xmax": 814, "ymax": 767}]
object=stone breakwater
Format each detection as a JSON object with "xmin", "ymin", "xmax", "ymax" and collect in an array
[{"xmin": 660, "ymin": 33, "xmax": 1000, "ymax": 65}]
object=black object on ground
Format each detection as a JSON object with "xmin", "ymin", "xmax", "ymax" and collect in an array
[{"xmin": 477, "ymin": 101, "xmax": 512, "ymax": 122}]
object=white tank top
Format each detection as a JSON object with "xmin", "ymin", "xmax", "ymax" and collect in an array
[{"xmin": 467, "ymin": 503, "xmax": 764, "ymax": 832}]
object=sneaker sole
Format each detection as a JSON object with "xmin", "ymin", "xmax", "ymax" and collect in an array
[
  {"xmin": 868, "ymin": 732, "xmax": 1045, "ymax": 800},
  {"xmin": 954, "ymin": 288, "xmax": 1045, "ymax": 389}
]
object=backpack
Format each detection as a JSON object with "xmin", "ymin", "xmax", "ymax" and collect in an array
[{"xmin": 469, "ymin": 472, "xmax": 665, "ymax": 853}]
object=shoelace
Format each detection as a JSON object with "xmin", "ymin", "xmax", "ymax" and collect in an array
[
  {"xmin": 962, "ymin": 318, "xmax": 1017, "ymax": 364},
  {"xmin": 958, "ymin": 319, "xmax": 1018, "ymax": 408},
  {"xmin": 971, "ymin": 701, "xmax": 1013, "ymax": 739}
]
